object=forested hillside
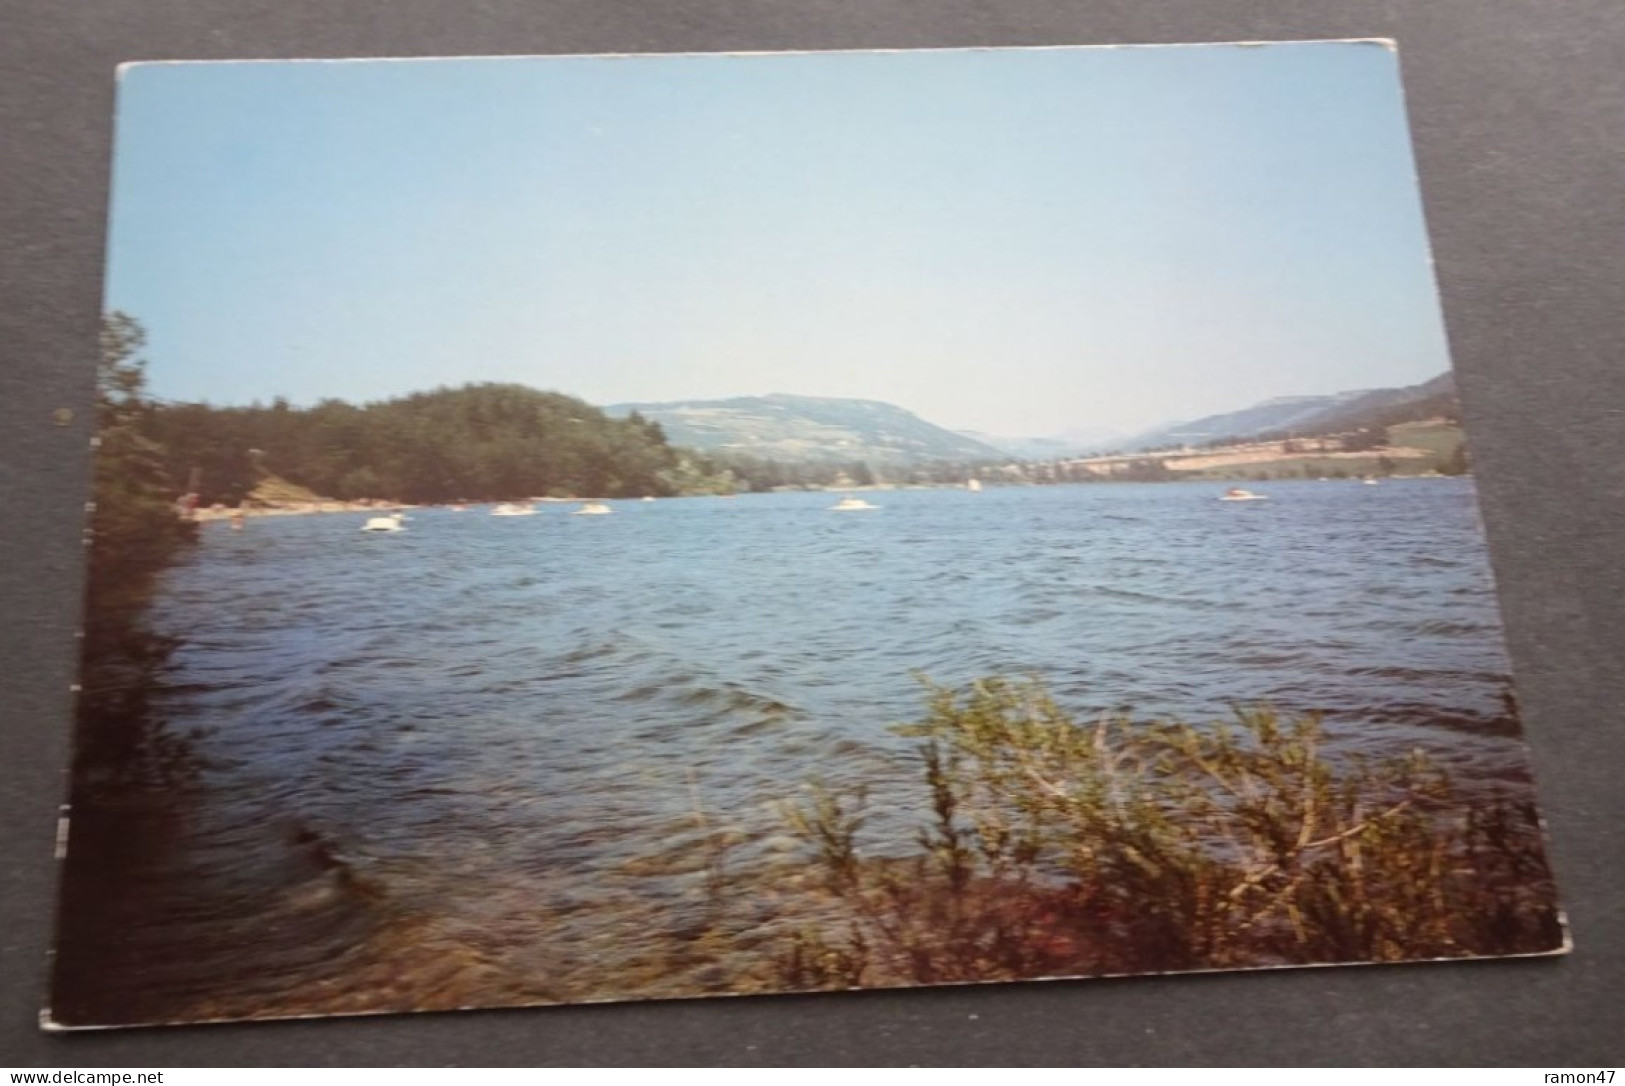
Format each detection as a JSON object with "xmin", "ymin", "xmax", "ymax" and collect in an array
[
  {"xmin": 1251, "ymin": 372, "xmax": 1458, "ymax": 442},
  {"xmin": 149, "ymin": 384, "xmax": 693, "ymax": 505}
]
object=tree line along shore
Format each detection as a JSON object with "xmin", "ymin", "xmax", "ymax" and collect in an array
[
  {"xmin": 83, "ymin": 309, "xmax": 1476, "ymax": 769},
  {"xmin": 69, "ymin": 314, "xmax": 1555, "ymax": 1007}
]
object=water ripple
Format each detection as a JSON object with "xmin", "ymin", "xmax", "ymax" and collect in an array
[{"xmin": 96, "ymin": 478, "xmax": 1538, "ymax": 1014}]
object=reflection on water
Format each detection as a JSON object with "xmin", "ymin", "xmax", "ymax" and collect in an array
[{"xmin": 53, "ymin": 479, "xmax": 1539, "ymax": 1024}]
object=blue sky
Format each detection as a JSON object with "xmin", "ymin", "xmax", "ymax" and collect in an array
[{"xmin": 107, "ymin": 42, "xmax": 1450, "ymax": 436}]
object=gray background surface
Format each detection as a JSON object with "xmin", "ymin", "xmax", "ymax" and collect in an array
[{"xmin": 2, "ymin": 0, "xmax": 1621, "ymax": 1067}]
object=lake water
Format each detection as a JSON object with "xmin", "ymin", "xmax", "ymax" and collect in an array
[{"xmin": 55, "ymin": 478, "xmax": 1542, "ymax": 1023}]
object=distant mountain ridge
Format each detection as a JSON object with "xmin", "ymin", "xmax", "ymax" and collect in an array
[
  {"xmin": 953, "ymin": 426, "xmax": 1126, "ymax": 460},
  {"xmin": 601, "ymin": 374, "xmax": 1457, "ymax": 467},
  {"xmin": 602, "ymin": 394, "xmax": 1007, "ymax": 464},
  {"xmin": 1122, "ymin": 372, "xmax": 1456, "ymax": 451}
]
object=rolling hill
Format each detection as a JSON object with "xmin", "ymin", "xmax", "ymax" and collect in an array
[
  {"xmin": 602, "ymin": 394, "xmax": 1007, "ymax": 464},
  {"xmin": 1123, "ymin": 372, "xmax": 1457, "ymax": 451}
]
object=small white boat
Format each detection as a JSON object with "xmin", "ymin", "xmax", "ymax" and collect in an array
[
  {"xmin": 1219, "ymin": 488, "xmax": 1268, "ymax": 502},
  {"xmin": 966, "ymin": 478, "xmax": 983, "ymax": 492},
  {"xmin": 571, "ymin": 502, "xmax": 613, "ymax": 516},
  {"xmin": 360, "ymin": 513, "xmax": 405, "ymax": 532},
  {"xmin": 491, "ymin": 502, "xmax": 538, "ymax": 517},
  {"xmin": 831, "ymin": 496, "xmax": 880, "ymax": 511},
  {"xmin": 1362, "ymin": 477, "xmax": 1381, "ymax": 486}
]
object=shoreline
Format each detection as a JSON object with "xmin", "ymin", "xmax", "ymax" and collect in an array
[{"xmin": 193, "ymin": 472, "xmax": 1472, "ymax": 523}]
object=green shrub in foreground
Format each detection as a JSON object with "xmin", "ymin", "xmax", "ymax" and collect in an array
[{"xmin": 778, "ymin": 677, "xmax": 1561, "ymax": 989}]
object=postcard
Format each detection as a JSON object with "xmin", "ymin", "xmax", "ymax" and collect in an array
[{"xmin": 50, "ymin": 41, "xmax": 1564, "ymax": 1029}]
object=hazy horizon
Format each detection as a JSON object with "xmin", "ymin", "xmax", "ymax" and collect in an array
[
  {"xmin": 107, "ymin": 42, "xmax": 1452, "ymax": 437},
  {"xmin": 133, "ymin": 370, "xmax": 1447, "ymax": 446}
]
